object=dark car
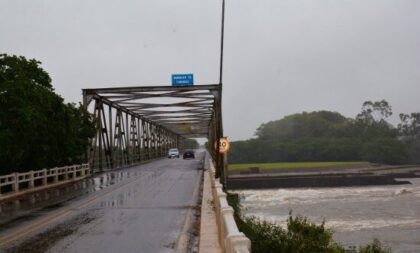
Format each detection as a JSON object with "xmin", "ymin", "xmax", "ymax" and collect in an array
[{"xmin": 183, "ymin": 150, "xmax": 195, "ymax": 159}]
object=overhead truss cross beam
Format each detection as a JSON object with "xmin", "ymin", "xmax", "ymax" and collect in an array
[{"xmin": 82, "ymin": 84, "xmax": 222, "ymax": 174}]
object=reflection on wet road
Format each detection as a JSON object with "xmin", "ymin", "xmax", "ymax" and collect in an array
[{"xmin": 0, "ymin": 151, "xmax": 204, "ymax": 253}]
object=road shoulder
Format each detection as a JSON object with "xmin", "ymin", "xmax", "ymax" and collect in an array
[{"xmin": 198, "ymin": 169, "xmax": 221, "ymax": 253}]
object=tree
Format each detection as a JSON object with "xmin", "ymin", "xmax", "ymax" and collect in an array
[
  {"xmin": 354, "ymin": 100, "xmax": 396, "ymax": 139},
  {"xmin": 0, "ymin": 54, "xmax": 95, "ymax": 174},
  {"xmin": 229, "ymin": 106, "xmax": 409, "ymax": 165},
  {"xmin": 356, "ymin": 100, "xmax": 392, "ymax": 125},
  {"xmin": 398, "ymin": 112, "xmax": 420, "ymax": 164},
  {"xmin": 398, "ymin": 112, "xmax": 420, "ymax": 138},
  {"xmin": 361, "ymin": 138, "xmax": 408, "ymax": 164},
  {"xmin": 184, "ymin": 138, "xmax": 199, "ymax": 149},
  {"xmin": 255, "ymin": 111, "xmax": 348, "ymax": 140}
]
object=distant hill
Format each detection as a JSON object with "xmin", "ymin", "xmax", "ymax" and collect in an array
[{"xmin": 229, "ymin": 105, "xmax": 420, "ymax": 165}]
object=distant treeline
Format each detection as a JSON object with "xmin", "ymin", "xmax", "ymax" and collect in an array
[
  {"xmin": 229, "ymin": 102, "xmax": 420, "ymax": 165},
  {"xmin": 184, "ymin": 138, "xmax": 199, "ymax": 150}
]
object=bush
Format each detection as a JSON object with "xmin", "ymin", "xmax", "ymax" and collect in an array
[
  {"xmin": 401, "ymin": 137, "xmax": 420, "ymax": 164},
  {"xmin": 227, "ymin": 193, "xmax": 392, "ymax": 253},
  {"xmin": 361, "ymin": 138, "xmax": 408, "ymax": 164},
  {"xmin": 359, "ymin": 239, "xmax": 391, "ymax": 253}
]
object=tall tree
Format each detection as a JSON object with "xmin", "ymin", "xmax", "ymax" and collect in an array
[
  {"xmin": 0, "ymin": 54, "xmax": 95, "ymax": 174},
  {"xmin": 354, "ymin": 100, "xmax": 396, "ymax": 139},
  {"xmin": 398, "ymin": 112, "xmax": 420, "ymax": 137},
  {"xmin": 398, "ymin": 112, "xmax": 420, "ymax": 164},
  {"xmin": 356, "ymin": 100, "xmax": 392, "ymax": 124}
]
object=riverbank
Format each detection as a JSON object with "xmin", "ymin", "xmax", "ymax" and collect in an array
[
  {"xmin": 232, "ymin": 178, "xmax": 420, "ymax": 252},
  {"xmin": 229, "ymin": 161, "xmax": 370, "ymax": 172},
  {"xmin": 227, "ymin": 192, "xmax": 394, "ymax": 253},
  {"xmin": 227, "ymin": 165, "xmax": 420, "ymax": 189}
]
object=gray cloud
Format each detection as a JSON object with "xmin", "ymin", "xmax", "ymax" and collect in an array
[{"xmin": 1, "ymin": 0, "xmax": 419, "ymax": 140}]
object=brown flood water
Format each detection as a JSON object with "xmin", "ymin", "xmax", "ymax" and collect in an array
[{"xmin": 234, "ymin": 178, "xmax": 420, "ymax": 253}]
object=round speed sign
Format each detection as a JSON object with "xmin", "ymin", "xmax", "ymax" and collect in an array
[{"xmin": 215, "ymin": 137, "xmax": 230, "ymax": 154}]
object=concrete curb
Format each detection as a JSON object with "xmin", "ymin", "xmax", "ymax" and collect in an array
[
  {"xmin": 199, "ymin": 169, "xmax": 222, "ymax": 253},
  {"xmin": 204, "ymin": 158, "xmax": 251, "ymax": 253}
]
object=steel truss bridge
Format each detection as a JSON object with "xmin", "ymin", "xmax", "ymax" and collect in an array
[
  {"xmin": 82, "ymin": 0, "xmax": 227, "ymax": 185},
  {"xmin": 83, "ymin": 84, "xmax": 226, "ymax": 184}
]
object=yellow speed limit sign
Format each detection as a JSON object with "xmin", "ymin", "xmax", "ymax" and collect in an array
[{"xmin": 215, "ymin": 137, "xmax": 230, "ymax": 154}]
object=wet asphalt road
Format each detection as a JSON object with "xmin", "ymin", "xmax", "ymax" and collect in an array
[{"xmin": 0, "ymin": 151, "xmax": 204, "ymax": 253}]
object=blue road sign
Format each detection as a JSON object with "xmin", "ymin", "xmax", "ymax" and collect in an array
[{"xmin": 172, "ymin": 74, "xmax": 194, "ymax": 86}]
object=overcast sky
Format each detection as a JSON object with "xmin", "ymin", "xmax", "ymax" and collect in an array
[{"xmin": 1, "ymin": 0, "xmax": 419, "ymax": 141}]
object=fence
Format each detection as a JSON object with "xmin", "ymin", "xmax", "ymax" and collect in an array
[
  {"xmin": 0, "ymin": 164, "xmax": 90, "ymax": 200},
  {"xmin": 208, "ymin": 159, "xmax": 251, "ymax": 253}
]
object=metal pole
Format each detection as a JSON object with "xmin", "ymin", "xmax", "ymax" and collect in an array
[
  {"xmin": 97, "ymin": 101, "xmax": 103, "ymax": 171},
  {"xmin": 219, "ymin": 0, "xmax": 225, "ymax": 86},
  {"xmin": 217, "ymin": 0, "xmax": 227, "ymax": 187},
  {"xmin": 109, "ymin": 105, "xmax": 113, "ymax": 168}
]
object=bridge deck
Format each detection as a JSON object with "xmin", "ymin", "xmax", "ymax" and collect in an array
[{"xmin": 0, "ymin": 152, "xmax": 204, "ymax": 253}]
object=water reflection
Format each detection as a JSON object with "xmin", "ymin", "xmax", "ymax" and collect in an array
[{"xmin": 0, "ymin": 167, "xmax": 151, "ymax": 227}]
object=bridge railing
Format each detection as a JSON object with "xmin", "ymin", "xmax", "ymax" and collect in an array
[
  {"xmin": 208, "ymin": 159, "xmax": 251, "ymax": 253},
  {"xmin": 0, "ymin": 164, "xmax": 90, "ymax": 200}
]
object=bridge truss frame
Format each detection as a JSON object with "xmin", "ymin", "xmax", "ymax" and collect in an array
[
  {"xmin": 83, "ymin": 0, "xmax": 227, "ymax": 185},
  {"xmin": 83, "ymin": 84, "xmax": 226, "ymax": 184}
]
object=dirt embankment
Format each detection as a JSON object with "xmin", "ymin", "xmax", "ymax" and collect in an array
[{"xmin": 227, "ymin": 165, "xmax": 420, "ymax": 189}]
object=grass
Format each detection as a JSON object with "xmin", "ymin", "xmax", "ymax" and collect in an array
[{"xmin": 229, "ymin": 161, "xmax": 370, "ymax": 171}]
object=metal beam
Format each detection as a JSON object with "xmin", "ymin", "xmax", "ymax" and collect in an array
[
  {"xmin": 83, "ymin": 84, "xmax": 221, "ymax": 174},
  {"xmin": 83, "ymin": 84, "xmax": 219, "ymax": 94}
]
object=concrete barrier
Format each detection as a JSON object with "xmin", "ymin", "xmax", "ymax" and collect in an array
[
  {"xmin": 0, "ymin": 164, "xmax": 90, "ymax": 201},
  {"xmin": 208, "ymin": 159, "xmax": 251, "ymax": 253}
]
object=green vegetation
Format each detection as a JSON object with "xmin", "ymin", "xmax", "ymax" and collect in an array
[
  {"xmin": 230, "ymin": 103, "xmax": 420, "ymax": 165},
  {"xmin": 227, "ymin": 193, "xmax": 392, "ymax": 253},
  {"xmin": 359, "ymin": 239, "xmax": 392, "ymax": 253},
  {"xmin": 229, "ymin": 161, "xmax": 369, "ymax": 171},
  {"xmin": 0, "ymin": 54, "xmax": 96, "ymax": 175},
  {"xmin": 184, "ymin": 138, "xmax": 199, "ymax": 150},
  {"xmin": 398, "ymin": 112, "xmax": 420, "ymax": 164}
]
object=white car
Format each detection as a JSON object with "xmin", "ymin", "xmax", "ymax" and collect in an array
[{"xmin": 167, "ymin": 148, "xmax": 180, "ymax": 158}]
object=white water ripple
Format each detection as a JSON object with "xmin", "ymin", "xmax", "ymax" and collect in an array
[
  {"xmin": 233, "ymin": 178, "xmax": 420, "ymax": 252},
  {"xmin": 236, "ymin": 183, "xmax": 420, "ymax": 207}
]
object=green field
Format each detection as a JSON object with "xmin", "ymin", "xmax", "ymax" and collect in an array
[{"xmin": 229, "ymin": 161, "xmax": 369, "ymax": 171}]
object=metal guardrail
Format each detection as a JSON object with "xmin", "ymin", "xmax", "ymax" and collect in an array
[
  {"xmin": 208, "ymin": 159, "xmax": 251, "ymax": 253},
  {"xmin": 0, "ymin": 164, "xmax": 90, "ymax": 200}
]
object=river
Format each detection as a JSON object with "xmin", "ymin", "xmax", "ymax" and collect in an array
[{"xmin": 234, "ymin": 178, "xmax": 420, "ymax": 252}]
